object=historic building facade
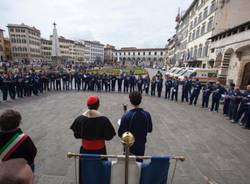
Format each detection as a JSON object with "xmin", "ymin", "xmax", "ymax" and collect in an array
[
  {"xmin": 173, "ymin": 0, "xmax": 250, "ymax": 88},
  {"xmin": 81, "ymin": 41, "xmax": 104, "ymax": 64},
  {"xmin": 42, "ymin": 37, "xmax": 85, "ymax": 63},
  {"xmin": 8, "ymin": 23, "xmax": 42, "ymax": 62},
  {"xmin": 209, "ymin": 21, "xmax": 250, "ymax": 89},
  {"xmin": 4, "ymin": 38, "xmax": 12, "ymax": 60},
  {"xmin": 175, "ymin": 0, "xmax": 217, "ymax": 68},
  {"xmin": 6, "ymin": 23, "xmax": 87, "ymax": 63},
  {"xmin": 104, "ymin": 44, "xmax": 116, "ymax": 65},
  {"xmin": 72, "ymin": 42, "xmax": 85, "ymax": 63},
  {"xmin": 0, "ymin": 29, "xmax": 5, "ymax": 61},
  {"xmin": 113, "ymin": 47, "xmax": 166, "ymax": 67},
  {"xmin": 208, "ymin": 0, "xmax": 250, "ymax": 88},
  {"xmin": 41, "ymin": 38, "xmax": 52, "ymax": 61},
  {"xmin": 165, "ymin": 35, "xmax": 177, "ymax": 68}
]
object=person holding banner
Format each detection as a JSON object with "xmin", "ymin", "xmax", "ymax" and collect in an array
[
  {"xmin": 0, "ymin": 109, "xmax": 37, "ymax": 171},
  {"xmin": 70, "ymin": 95, "xmax": 116, "ymax": 155},
  {"xmin": 118, "ymin": 92, "xmax": 153, "ymax": 161}
]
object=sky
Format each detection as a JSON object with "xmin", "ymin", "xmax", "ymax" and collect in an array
[{"xmin": 0, "ymin": 0, "xmax": 193, "ymax": 48}]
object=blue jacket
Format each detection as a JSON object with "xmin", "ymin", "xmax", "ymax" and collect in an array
[{"xmin": 118, "ymin": 108, "xmax": 152, "ymax": 146}]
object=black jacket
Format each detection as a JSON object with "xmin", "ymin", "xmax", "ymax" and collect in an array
[{"xmin": 0, "ymin": 128, "xmax": 37, "ymax": 165}]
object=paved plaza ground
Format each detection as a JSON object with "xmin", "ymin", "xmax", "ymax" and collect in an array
[{"xmin": 1, "ymin": 91, "xmax": 250, "ymax": 184}]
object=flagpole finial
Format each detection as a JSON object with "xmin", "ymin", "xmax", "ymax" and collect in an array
[{"xmin": 121, "ymin": 132, "xmax": 135, "ymax": 147}]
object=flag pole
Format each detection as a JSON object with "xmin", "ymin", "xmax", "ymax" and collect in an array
[
  {"xmin": 67, "ymin": 152, "xmax": 185, "ymax": 161},
  {"xmin": 120, "ymin": 132, "xmax": 135, "ymax": 184}
]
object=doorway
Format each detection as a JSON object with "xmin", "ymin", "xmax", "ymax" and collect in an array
[{"xmin": 241, "ymin": 62, "xmax": 250, "ymax": 89}]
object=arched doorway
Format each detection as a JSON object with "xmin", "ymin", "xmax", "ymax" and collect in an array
[
  {"xmin": 214, "ymin": 53, "xmax": 222, "ymax": 68},
  {"xmin": 219, "ymin": 48, "xmax": 234, "ymax": 85},
  {"xmin": 241, "ymin": 62, "xmax": 250, "ymax": 89}
]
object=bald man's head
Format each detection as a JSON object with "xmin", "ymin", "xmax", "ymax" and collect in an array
[{"xmin": 0, "ymin": 159, "xmax": 33, "ymax": 184}]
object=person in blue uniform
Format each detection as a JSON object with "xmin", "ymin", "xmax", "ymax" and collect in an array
[
  {"xmin": 181, "ymin": 76, "xmax": 190, "ymax": 103},
  {"xmin": 2, "ymin": 73, "xmax": 9, "ymax": 100},
  {"xmin": 189, "ymin": 79, "xmax": 201, "ymax": 106},
  {"xmin": 117, "ymin": 74, "xmax": 123, "ymax": 92},
  {"xmin": 16, "ymin": 73, "xmax": 24, "ymax": 98},
  {"xmin": 165, "ymin": 75, "xmax": 172, "ymax": 99},
  {"xmin": 8, "ymin": 73, "xmax": 16, "ymax": 100},
  {"xmin": 107, "ymin": 75, "xmax": 111, "ymax": 92},
  {"xmin": 82, "ymin": 72, "xmax": 87, "ymax": 91},
  {"xmin": 187, "ymin": 78, "xmax": 193, "ymax": 97},
  {"xmin": 137, "ymin": 75, "xmax": 143, "ymax": 93},
  {"xmin": 150, "ymin": 76, "xmax": 156, "ymax": 96},
  {"xmin": 68, "ymin": 72, "xmax": 73, "ymax": 90},
  {"xmin": 55, "ymin": 72, "xmax": 61, "ymax": 91},
  {"xmin": 73, "ymin": 72, "xmax": 78, "ymax": 90},
  {"xmin": 156, "ymin": 76, "xmax": 163, "ymax": 98},
  {"xmin": 241, "ymin": 102, "xmax": 250, "ymax": 129},
  {"xmin": 111, "ymin": 75, "xmax": 117, "ymax": 92},
  {"xmin": 84, "ymin": 73, "xmax": 90, "ymax": 91},
  {"xmin": 97, "ymin": 75, "xmax": 102, "ymax": 91},
  {"xmin": 38, "ymin": 71, "xmax": 44, "ymax": 94},
  {"xmin": 235, "ymin": 85, "xmax": 250, "ymax": 124},
  {"xmin": 103, "ymin": 74, "xmax": 109, "ymax": 92},
  {"xmin": 62, "ymin": 72, "xmax": 68, "ymax": 90},
  {"xmin": 124, "ymin": 74, "xmax": 130, "ymax": 93},
  {"xmin": 43, "ymin": 72, "xmax": 49, "ymax": 92},
  {"xmin": 75, "ymin": 72, "xmax": 81, "ymax": 91},
  {"xmin": 49, "ymin": 72, "xmax": 56, "ymax": 91},
  {"xmin": 228, "ymin": 87, "xmax": 243, "ymax": 122},
  {"xmin": 28, "ymin": 73, "xmax": 34, "ymax": 96},
  {"xmin": 32, "ymin": 73, "xmax": 39, "ymax": 96},
  {"xmin": 23, "ymin": 73, "xmax": 31, "ymax": 97},
  {"xmin": 171, "ymin": 77, "xmax": 179, "ymax": 101},
  {"xmin": 210, "ymin": 82, "xmax": 227, "ymax": 112},
  {"xmin": 202, "ymin": 82, "xmax": 213, "ymax": 108},
  {"xmin": 118, "ymin": 92, "xmax": 152, "ymax": 161},
  {"xmin": 223, "ymin": 83, "xmax": 235, "ymax": 116},
  {"xmin": 143, "ymin": 75, "xmax": 150, "ymax": 95},
  {"xmin": 129, "ymin": 74, "xmax": 135, "ymax": 93},
  {"xmin": 88, "ymin": 74, "xmax": 95, "ymax": 91}
]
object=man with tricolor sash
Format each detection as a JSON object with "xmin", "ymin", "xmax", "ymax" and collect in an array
[{"xmin": 0, "ymin": 109, "xmax": 37, "ymax": 171}]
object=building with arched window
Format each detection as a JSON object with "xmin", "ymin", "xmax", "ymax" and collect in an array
[
  {"xmin": 175, "ymin": 0, "xmax": 217, "ymax": 68},
  {"xmin": 113, "ymin": 47, "xmax": 166, "ymax": 68},
  {"xmin": 174, "ymin": 0, "xmax": 250, "ymax": 72}
]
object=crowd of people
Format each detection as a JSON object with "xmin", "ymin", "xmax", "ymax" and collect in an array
[
  {"xmin": 0, "ymin": 69, "xmax": 249, "ymax": 128},
  {"xmin": 0, "ymin": 68, "xmax": 249, "ymax": 183},
  {"xmin": 0, "ymin": 92, "xmax": 152, "ymax": 184}
]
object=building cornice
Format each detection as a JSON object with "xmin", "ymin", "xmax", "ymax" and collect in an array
[
  {"xmin": 181, "ymin": 0, "xmax": 198, "ymax": 20},
  {"xmin": 116, "ymin": 48, "xmax": 166, "ymax": 52},
  {"xmin": 7, "ymin": 23, "xmax": 40, "ymax": 33},
  {"xmin": 209, "ymin": 20, "xmax": 250, "ymax": 40}
]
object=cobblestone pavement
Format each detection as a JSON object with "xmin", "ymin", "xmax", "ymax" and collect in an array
[{"xmin": 0, "ymin": 91, "xmax": 250, "ymax": 184}]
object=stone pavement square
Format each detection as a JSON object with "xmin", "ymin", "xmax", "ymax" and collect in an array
[{"xmin": 0, "ymin": 91, "xmax": 250, "ymax": 184}]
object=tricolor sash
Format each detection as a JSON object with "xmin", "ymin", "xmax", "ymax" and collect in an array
[{"xmin": 0, "ymin": 132, "xmax": 28, "ymax": 161}]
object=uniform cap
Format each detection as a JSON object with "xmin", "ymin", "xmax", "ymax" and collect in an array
[{"xmin": 87, "ymin": 96, "xmax": 99, "ymax": 106}]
